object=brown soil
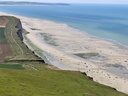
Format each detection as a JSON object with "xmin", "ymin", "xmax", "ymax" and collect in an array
[
  {"xmin": 0, "ymin": 17, "xmax": 9, "ymax": 27},
  {"xmin": 0, "ymin": 43, "xmax": 13, "ymax": 60}
]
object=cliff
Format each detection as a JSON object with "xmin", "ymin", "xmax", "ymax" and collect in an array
[{"xmin": 16, "ymin": 20, "xmax": 23, "ymax": 41}]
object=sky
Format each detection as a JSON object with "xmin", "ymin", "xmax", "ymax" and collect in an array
[{"xmin": 1, "ymin": 0, "xmax": 128, "ymax": 4}]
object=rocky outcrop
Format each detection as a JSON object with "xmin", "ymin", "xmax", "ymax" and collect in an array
[{"xmin": 16, "ymin": 20, "xmax": 23, "ymax": 41}]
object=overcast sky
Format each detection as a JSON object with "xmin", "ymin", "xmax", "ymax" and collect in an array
[{"xmin": 1, "ymin": 0, "xmax": 128, "ymax": 4}]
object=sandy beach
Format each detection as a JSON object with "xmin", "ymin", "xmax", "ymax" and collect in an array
[{"xmin": 0, "ymin": 12, "xmax": 128, "ymax": 94}]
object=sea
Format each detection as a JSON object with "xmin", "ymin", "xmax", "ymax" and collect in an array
[{"xmin": 0, "ymin": 4, "xmax": 128, "ymax": 47}]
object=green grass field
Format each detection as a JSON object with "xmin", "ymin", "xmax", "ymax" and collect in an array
[
  {"xmin": 0, "ymin": 64, "xmax": 25, "ymax": 70},
  {"xmin": 0, "ymin": 28, "xmax": 7, "ymax": 43},
  {"xmin": 0, "ymin": 16, "xmax": 127, "ymax": 96}
]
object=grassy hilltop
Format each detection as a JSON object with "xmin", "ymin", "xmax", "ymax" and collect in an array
[{"xmin": 0, "ymin": 16, "xmax": 127, "ymax": 96}]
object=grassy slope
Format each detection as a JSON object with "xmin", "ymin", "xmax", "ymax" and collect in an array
[
  {"xmin": 0, "ymin": 63, "xmax": 127, "ymax": 96},
  {"xmin": 0, "ymin": 16, "xmax": 127, "ymax": 96}
]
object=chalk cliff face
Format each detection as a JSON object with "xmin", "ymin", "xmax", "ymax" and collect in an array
[{"xmin": 16, "ymin": 20, "xmax": 23, "ymax": 41}]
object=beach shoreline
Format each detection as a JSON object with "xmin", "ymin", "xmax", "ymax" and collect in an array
[{"xmin": 0, "ymin": 11, "xmax": 128, "ymax": 94}]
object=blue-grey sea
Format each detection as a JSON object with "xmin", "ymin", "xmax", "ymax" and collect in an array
[{"xmin": 0, "ymin": 4, "xmax": 128, "ymax": 46}]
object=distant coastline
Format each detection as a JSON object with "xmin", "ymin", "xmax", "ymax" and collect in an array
[{"xmin": 0, "ymin": 1, "xmax": 70, "ymax": 6}]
